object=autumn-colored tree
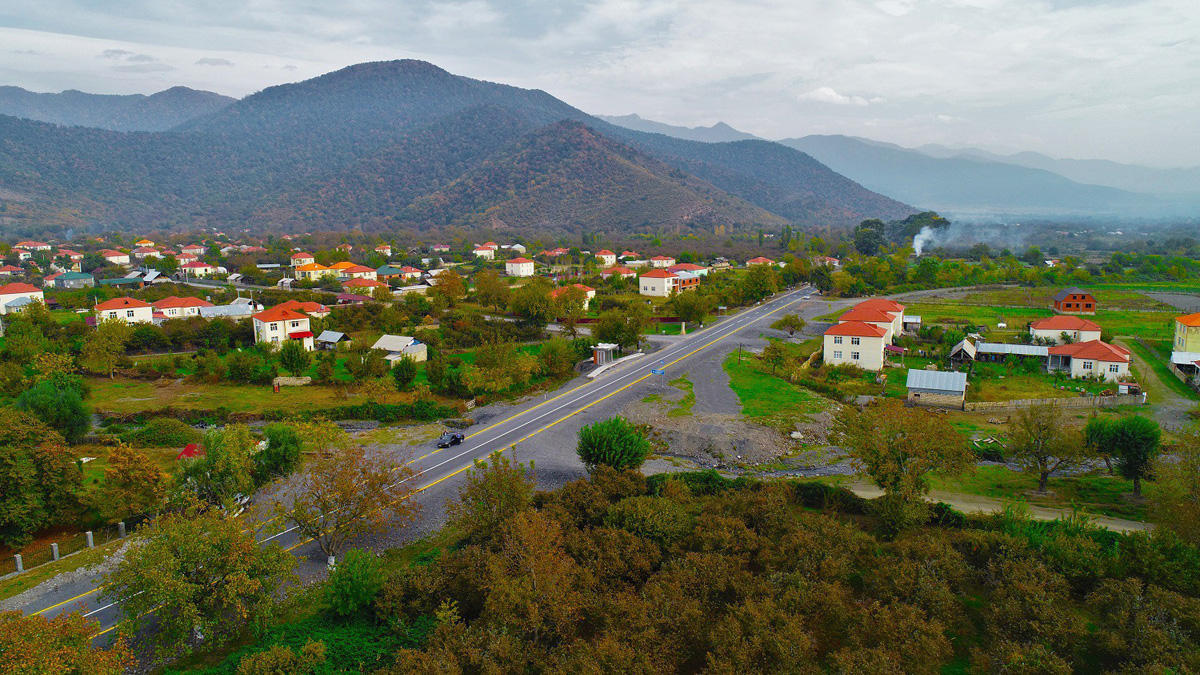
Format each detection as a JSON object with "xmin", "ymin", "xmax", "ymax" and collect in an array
[
  {"xmin": 371, "ymin": 284, "xmax": 393, "ymax": 302},
  {"xmin": 104, "ymin": 502, "xmax": 295, "ymax": 659},
  {"xmin": 80, "ymin": 319, "xmax": 133, "ymax": 378},
  {"xmin": 0, "ymin": 414, "xmax": 82, "ymax": 548},
  {"xmin": 509, "ymin": 277, "xmax": 555, "ymax": 329},
  {"xmin": 761, "ymin": 341, "xmax": 787, "ymax": 375},
  {"xmin": 555, "ymin": 285, "xmax": 588, "ymax": 336},
  {"xmin": 832, "ymin": 398, "xmax": 971, "ymax": 533},
  {"xmin": 770, "ymin": 313, "xmax": 806, "ymax": 337},
  {"xmin": 446, "ymin": 453, "xmax": 536, "ymax": 542},
  {"xmin": 276, "ymin": 443, "xmax": 420, "ymax": 559},
  {"xmin": 236, "ymin": 641, "xmax": 327, "ymax": 674},
  {"xmin": 538, "ymin": 337, "xmax": 576, "ymax": 378},
  {"xmin": 174, "ymin": 425, "xmax": 257, "ymax": 507},
  {"xmin": 1150, "ymin": 427, "xmax": 1200, "ymax": 544},
  {"xmin": 668, "ymin": 290, "xmax": 712, "ymax": 326},
  {"xmin": 0, "ymin": 610, "xmax": 132, "ymax": 674},
  {"xmin": 431, "ymin": 269, "xmax": 465, "ymax": 305},
  {"xmin": 1007, "ymin": 403, "xmax": 1088, "ymax": 492},
  {"xmin": 474, "ymin": 269, "xmax": 510, "ymax": 310},
  {"xmin": 90, "ymin": 444, "xmax": 168, "ymax": 522}
]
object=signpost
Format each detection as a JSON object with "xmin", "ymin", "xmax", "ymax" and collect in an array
[{"xmin": 650, "ymin": 367, "xmax": 665, "ymax": 389}]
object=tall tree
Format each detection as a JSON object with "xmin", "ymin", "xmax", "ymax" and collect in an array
[
  {"xmin": 668, "ymin": 291, "xmax": 712, "ymax": 326},
  {"xmin": 175, "ymin": 425, "xmax": 257, "ymax": 507},
  {"xmin": 770, "ymin": 314, "xmax": 806, "ymax": 337},
  {"xmin": 555, "ymin": 285, "xmax": 588, "ymax": 337},
  {"xmin": 739, "ymin": 265, "xmax": 779, "ymax": 303},
  {"xmin": 1007, "ymin": 403, "xmax": 1087, "ymax": 492},
  {"xmin": 104, "ymin": 503, "xmax": 295, "ymax": 659},
  {"xmin": 89, "ymin": 444, "xmax": 168, "ymax": 523},
  {"xmin": 80, "ymin": 319, "xmax": 133, "ymax": 378},
  {"xmin": 761, "ymin": 341, "xmax": 787, "ymax": 375},
  {"xmin": 1151, "ymin": 427, "xmax": 1200, "ymax": 544},
  {"xmin": 15, "ymin": 379, "xmax": 91, "ymax": 443},
  {"xmin": 509, "ymin": 278, "xmax": 555, "ymax": 329},
  {"xmin": 1111, "ymin": 415, "xmax": 1161, "ymax": 497},
  {"xmin": 594, "ymin": 304, "xmax": 650, "ymax": 350},
  {"xmin": 278, "ymin": 339, "xmax": 311, "ymax": 377},
  {"xmin": 474, "ymin": 269, "xmax": 511, "ymax": 310},
  {"xmin": 391, "ymin": 355, "xmax": 418, "ymax": 390},
  {"xmin": 431, "ymin": 269, "xmax": 465, "ymax": 306},
  {"xmin": 277, "ymin": 444, "xmax": 420, "ymax": 559}
]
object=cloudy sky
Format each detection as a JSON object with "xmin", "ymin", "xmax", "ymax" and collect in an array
[{"xmin": 1, "ymin": 0, "xmax": 1197, "ymax": 167}]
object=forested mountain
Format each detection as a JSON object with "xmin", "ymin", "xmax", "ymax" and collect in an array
[
  {"xmin": 0, "ymin": 60, "xmax": 911, "ymax": 233},
  {"xmin": 0, "ymin": 85, "xmax": 233, "ymax": 131},
  {"xmin": 597, "ymin": 114, "xmax": 759, "ymax": 143}
]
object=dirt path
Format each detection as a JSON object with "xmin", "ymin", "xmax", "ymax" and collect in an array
[
  {"xmin": 1115, "ymin": 337, "xmax": 1194, "ymax": 430},
  {"xmin": 843, "ymin": 480, "xmax": 1152, "ymax": 533}
]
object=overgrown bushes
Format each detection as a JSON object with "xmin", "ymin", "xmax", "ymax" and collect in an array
[{"xmin": 121, "ymin": 418, "xmax": 202, "ymax": 447}]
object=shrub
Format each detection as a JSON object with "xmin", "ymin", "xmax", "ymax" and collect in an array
[
  {"xmin": 604, "ymin": 495, "xmax": 693, "ymax": 544},
  {"xmin": 252, "ymin": 424, "xmax": 302, "ymax": 484},
  {"xmin": 16, "ymin": 380, "xmax": 91, "ymax": 444},
  {"xmin": 576, "ymin": 416, "xmax": 650, "ymax": 472},
  {"xmin": 122, "ymin": 418, "xmax": 201, "ymax": 447},
  {"xmin": 325, "ymin": 549, "xmax": 384, "ymax": 619},
  {"xmin": 236, "ymin": 641, "xmax": 326, "ymax": 675},
  {"xmin": 648, "ymin": 470, "xmax": 753, "ymax": 496}
]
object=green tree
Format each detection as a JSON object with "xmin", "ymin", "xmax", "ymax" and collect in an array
[
  {"xmin": 770, "ymin": 314, "xmax": 806, "ymax": 337},
  {"xmin": 538, "ymin": 337, "xmax": 576, "ymax": 378},
  {"xmin": 555, "ymin": 285, "xmax": 588, "ymax": 337},
  {"xmin": 15, "ymin": 379, "xmax": 90, "ymax": 443},
  {"xmin": 0, "ymin": 414, "xmax": 82, "ymax": 548},
  {"xmin": 739, "ymin": 264, "xmax": 779, "ymax": 303},
  {"xmin": 104, "ymin": 503, "xmax": 295, "ymax": 659},
  {"xmin": 89, "ymin": 444, "xmax": 168, "ymax": 523},
  {"xmin": 1111, "ymin": 415, "xmax": 1160, "ymax": 497},
  {"xmin": 594, "ymin": 304, "xmax": 650, "ymax": 350},
  {"xmin": 1151, "ymin": 427, "xmax": 1200, "ymax": 543},
  {"xmin": 667, "ymin": 291, "xmax": 711, "ymax": 325},
  {"xmin": 431, "ymin": 269, "xmax": 465, "ymax": 305},
  {"xmin": 278, "ymin": 340, "xmax": 311, "ymax": 377},
  {"xmin": 391, "ymin": 355, "xmax": 418, "ymax": 390},
  {"xmin": 236, "ymin": 641, "xmax": 327, "ymax": 675},
  {"xmin": 1084, "ymin": 415, "xmax": 1116, "ymax": 474},
  {"xmin": 832, "ymin": 398, "xmax": 971, "ymax": 535},
  {"xmin": 853, "ymin": 219, "xmax": 886, "ymax": 255},
  {"xmin": 80, "ymin": 319, "xmax": 133, "ymax": 378},
  {"xmin": 175, "ymin": 425, "xmax": 257, "ymax": 506},
  {"xmin": 576, "ymin": 417, "xmax": 651, "ymax": 472},
  {"xmin": 761, "ymin": 341, "xmax": 787, "ymax": 375},
  {"xmin": 446, "ymin": 453, "xmax": 536, "ymax": 542},
  {"xmin": 252, "ymin": 423, "xmax": 303, "ymax": 484},
  {"xmin": 509, "ymin": 277, "xmax": 555, "ymax": 329},
  {"xmin": 1007, "ymin": 403, "xmax": 1087, "ymax": 492},
  {"xmin": 324, "ymin": 548, "xmax": 384, "ymax": 619},
  {"xmin": 474, "ymin": 269, "xmax": 510, "ymax": 310}
]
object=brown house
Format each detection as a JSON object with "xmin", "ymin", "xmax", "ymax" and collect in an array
[{"xmin": 1052, "ymin": 287, "xmax": 1096, "ymax": 315}]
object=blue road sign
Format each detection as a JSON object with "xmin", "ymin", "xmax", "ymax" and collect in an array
[{"xmin": 650, "ymin": 368, "xmax": 665, "ymax": 375}]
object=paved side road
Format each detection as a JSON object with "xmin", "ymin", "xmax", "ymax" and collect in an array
[{"xmin": 7, "ymin": 286, "xmax": 817, "ymax": 643}]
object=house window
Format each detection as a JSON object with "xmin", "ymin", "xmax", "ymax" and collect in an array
[
  {"xmin": 1083, "ymin": 361, "xmax": 1093, "ymax": 370},
  {"xmin": 126, "ymin": 310, "xmax": 134, "ymax": 318},
  {"xmin": 833, "ymin": 351, "xmax": 842, "ymax": 359},
  {"xmin": 1109, "ymin": 364, "xmax": 1119, "ymax": 373},
  {"xmin": 290, "ymin": 321, "xmax": 300, "ymax": 328},
  {"xmin": 270, "ymin": 323, "xmax": 278, "ymax": 331},
  {"xmin": 833, "ymin": 336, "xmax": 843, "ymax": 344},
  {"xmin": 851, "ymin": 337, "xmax": 861, "ymax": 345},
  {"xmin": 851, "ymin": 351, "xmax": 860, "ymax": 360}
]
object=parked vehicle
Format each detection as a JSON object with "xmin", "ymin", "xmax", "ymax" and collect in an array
[{"xmin": 436, "ymin": 432, "xmax": 465, "ymax": 448}]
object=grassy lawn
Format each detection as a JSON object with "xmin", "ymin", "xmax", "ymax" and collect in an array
[
  {"xmin": 723, "ymin": 352, "xmax": 829, "ymax": 430},
  {"xmin": 900, "ymin": 301, "xmax": 1175, "ymax": 342},
  {"xmin": 964, "ymin": 361, "xmax": 1109, "ymax": 401},
  {"xmin": 929, "ymin": 465, "xmax": 1152, "ymax": 521},
  {"xmin": 959, "ymin": 286, "xmax": 1175, "ymax": 312},
  {"xmin": 88, "ymin": 378, "xmax": 364, "ymax": 414},
  {"xmin": 667, "ymin": 375, "xmax": 695, "ymax": 417}
]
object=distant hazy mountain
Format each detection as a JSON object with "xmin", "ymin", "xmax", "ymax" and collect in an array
[
  {"xmin": 0, "ymin": 85, "xmax": 234, "ymax": 132},
  {"xmin": 598, "ymin": 113, "xmax": 759, "ymax": 143},
  {"xmin": 779, "ymin": 134, "xmax": 1197, "ymax": 219},
  {"xmin": 0, "ymin": 60, "xmax": 911, "ymax": 232},
  {"xmin": 916, "ymin": 144, "xmax": 1200, "ymax": 196}
]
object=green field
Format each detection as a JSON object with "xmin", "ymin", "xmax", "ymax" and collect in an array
[
  {"xmin": 957, "ymin": 286, "xmax": 1175, "ymax": 312},
  {"xmin": 929, "ymin": 465, "xmax": 1153, "ymax": 521},
  {"xmin": 88, "ymin": 378, "xmax": 372, "ymax": 414},
  {"xmin": 723, "ymin": 352, "xmax": 829, "ymax": 430},
  {"xmin": 1124, "ymin": 339, "xmax": 1200, "ymax": 401},
  {"xmin": 899, "ymin": 301, "xmax": 1175, "ymax": 341}
]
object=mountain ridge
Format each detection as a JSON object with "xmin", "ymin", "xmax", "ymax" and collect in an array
[{"xmin": 0, "ymin": 85, "xmax": 234, "ymax": 131}]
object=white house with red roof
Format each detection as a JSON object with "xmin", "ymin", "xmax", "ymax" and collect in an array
[
  {"xmin": 595, "ymin": 249, "xmax": 617, "ymax": 266},
  {"xmin": 472, "ymin": 245, "xmax": 496, "ymax": 260},
  {"xmin": 180, "ymin": 261, "xmax": 217, "ymax": 277},
  {"xmin": 252, "ymin": 306, "xmax": 314, "ymax": 350},
  {"xmin": 639, "ymin": 269, "xmax": 678, "ymax": 297},
  {"xmin": 99, "ymin": 249, "xmax": 131, "ymax": 266},
  {"xmin": 181, "ymin": 244, "xmax": 207, "ymax": 256},
  {"xmin": 177, "ymin": 253, "xmax": 199, "ymax": 265},
  {"xmin": 274, "ymin": 299, "xmax": 330, "ymax": 318},
  {"xmin": 668, "ymin": 263, "xmax": 708, "ymax": 277},
  {"xmin": 153, "ymin": 296, "xmax": 213, "ymax": 319},
  {"xmin": 839, "ymin": 299, "xmax": 905, "ymax": 341},
  {"xmin": 15, "ymin": 240, "xmax": 51, "ymax": 251},
  {"xmin": 550, "ymin": 283, "xmax": 596, "ymax": 310},
  {"xmin": 650, "ymin": 255, "xmax": 676, "ymax": 268},
  {"xmin": 824, "ymin": 321, "xmax": 888, "ymax": 371},
  {"xmin": 1048, "ymin": 340, "xmax": 1130, "ymax": 381},
  {"xmin": 12, "ymin": 249, "xmax": 31, "ymax": 261},
  {"xmin": 505, "ymin": 257, "xmax": 535, "ymax": 277},
  {"xmin": 374, "ymin": 244, "xmax": 393, "ymax": 257},
  {"xmin": 95, "ymin": 297, "xmax": 154, "ymax": 324},
  {"xmin": 290, "ymin": 252, "xmax": 316, "ymax": 267},
  {"xmin": 747, "ymin": 256, "xmax": 775, "ymax": 266},
  {"xmin": 342, "ymin": 278, "xmax": 388, "ymax": 293},
  {"xmin": 1029, "ymin": 316, "xmax": 1102, "ymax": 345},
  {"xmin": 134, "ymin": 239, "xmax": 155, "ymax": 247},
  {"xmin": 57, "ymin": 248, "xmax": 84, "ymax": 261},
  {"xmin": 0, "ymin": 265, "xmax": 22, "ymax": 277},
  {"xmin": 335, "ymin": 243, "xmax": 354, "ymax": 253},
  {"xmin": 0, "ymin": 282, "xmax": 44, "ymax": 315},
  {"xmin": 132, "ymin": 246, "xmax": 162, "ymax": 260}
]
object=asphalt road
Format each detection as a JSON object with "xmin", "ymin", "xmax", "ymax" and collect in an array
[{"xmin": 11, "ymin": 285, "xmax": 832, "ymax": 644}]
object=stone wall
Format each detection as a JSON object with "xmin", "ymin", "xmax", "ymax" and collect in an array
[{"xmin": 963, "ymin": 393, "xmax": 1145, "ymax": 413}]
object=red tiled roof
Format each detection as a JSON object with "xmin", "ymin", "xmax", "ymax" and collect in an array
[
  {"xmin": 0, "ymin": 265, "xmax": 21, "ymax": 273},
  {"xmin": 838, "ymin": 307, "xmax": 897, "ymax": 323},
  {"xmin": 824, "ymin": 321, "xmax": 888, "ymax": 338},
  {"xmin": 650, "ymin": 255, "xmax": 674, "ymax": 261},
  {"xmin": 640, "ymin": 269, "xmax": 677, "ymax": 278},
  {"xmin": 507, "ymin": 257, "xmax": 534, "ymax": 264},
  {"xmin": 596, "ymin": 249, "xmax": 615, "ymax": 256},
  {"xmin": 153, "ymin": 296, "xmax": 213, "ymax": 309},
  {"xmin": 275, "ymin": 300, "xmax": 327, "ymax": 315},
  {"xmin": 1177, "ymin": 313, "xmax": 1200, "ymax": 328},
  {"xmin": 853, "ymin": 298, "xmax": 905, "ymax": 313},
  {"xmin": 96, "ymin": 296, "xmax": 150, "ymax": 311},
  {"xmin": 0, "ymin": 282, "xmax": 41, "ymax": 294},
  {"xmin": 340, "ymin": 264, "xmax": 375, "ymax": 274},
  {"xmin": 253, "ymin": 306, "xmax": 308, "ymax": 322},
  {"xmin": 342, "ymin": 278, "xmax": 385, "ymax": 288},
  {"xmin": 603, "ymin": 266, "xmax": 635, "ymax": 275},
  {"xmin": 1030, "ymin": 315, "xmax": 1101, "ymax": 331},
  {"xmin": 290, "ymin": 252, "xmax": 314, "ymax": 259},
  {"xmin": 1048, "ymin": 340, "xmax": 1130, "ymax": 363},
  {"xmin": 180, "ymin": 261, "xmax": 213, "ymax": 269},
  {"xmin": 747, "ymin": 256, "xmax": 774, "ymax": 264},
  {"xmin": 668, "ymin": 263, "xmax": 705, "ymax": 272}
]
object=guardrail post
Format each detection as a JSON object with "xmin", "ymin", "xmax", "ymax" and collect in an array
[
  {"xmin": 118, "ymin": 521, "xmax": 126, "ymax": 538},
  {"xmin": 14, "ymin": 554, "xmax": 22, "ymax": 573},
  {"xmin": 51, "ymin": 543, "xmax": 59, "ymax": 561},
  {"xmin": 86, "ymin": 531, "xmax": 94, "ymax": 548}
]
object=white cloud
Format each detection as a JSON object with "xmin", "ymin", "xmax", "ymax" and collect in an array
[{"xmin": 799, "ymin": 87, "xmax": 873, "ymax": 106}]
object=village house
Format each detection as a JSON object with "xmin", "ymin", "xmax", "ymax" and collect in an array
[
  {"xmin": 132, "ymin": 246, "xmax": 162, "ymax": 260},
  {"xmin": 334, "ymin": 263, "xmax": 377, "ymax": 280},
  {"xmin": 252, "ymin": 306, "xmax": 314, "ymax": 350},
  {"xmin": 342, "ymin": 278, "xmax": 388, "ymax": 293},
  {"xmin": 15, "ymin": 240, "xmax": 52, "ymax": 252},
  {"xmin": 650, "ymin": 255, "xmax": 676, "ymax": 268},
  {"xmin": 49, "ymin": 271, "xmax": 94, "ymax": 289},
  {"xmin": 0, "ymin": 282, "xmax": 44, "ymax": 315},
  {"xmin": 290, "ymin": 252, "xmax": 316, "ymax": 267},
  {"xmin": 181, "ymin": 244, "xmax": 207, "ymax": 256},
  {"xmin": 505, "ymin": 257, "xmax": 535, "ymax": 277},
  {"xmin": 177, "ymin": 253, "xmax": 199, "ymax": 266},
  {"xmin": 180, "ymin": 261, "xmax": 217, "ymax": 278},
  {"xmin": 335, "ymin": 244, "xmax": 354, "ymax": 253},
  {"xmin": 153, "ymin": 296, "xmax": 213, "ymax": 319},
  {"xmin": 0, "ymin": 265, "xmax": 21, "ymax": 277},
  {"xmin": 274, "ymin": 299, "xmax": 331, "ymax": 318},
  {"xmin": 639, "ymin": 269, "xmax": 678, "ymax": 297},
  {"xmin": 1047, "ymin": 340, "xmax": 1131, "ymax": 382},
  {"xmin": 668, "ymin": 263, "xmax": 708, "ymax": 277},
  {"xmin": 595, "ymin": 249, "xmax": 617, "ymax": 266},
  {"xmin": 906, "ymin": 369, "xmax": 968, "ymax": 409},
  {"xmin": 134, "ymin": 239, "xmax": 155, "ymax": 248},
  {"xmin": 95, "ymin": 297, "xmax": 154, "ymax": 324},
  {"xmin": 823, "ymin": 321, "xmax": 888, "ymax": 371},
  {"xmin": 1174, "ymin": 313, "xmax": 1200, "ymax": 352},
  {"xmin": 601, "ymin": 265, "xmax": 636, "ymax": 280},
  {"xmin": 374, "ymin": 244, "xmax": 393, "ymax": 257},
  {"xmin": 99, "ymin": 249, "xmax": 131, "ymax": 266},
  {"xmin": 371, "ymin": 334, "xmax": 428, "ymax": 364},
  {"xmin": 746, "ymin": 256, "xmax": 775, "ymax": 266},
  {"xmin": 837, "ymin": 307, "xmax": 898, "ymax": 343},
  {"xmin": 1052, "ymin": 287, "xmax": 1097, "ymax": 315},
  {"xmin": 1029, "ymin": 315, "xmax": 1102, "ymax": 345},
  {"xmin": 12, "ymin": 249, "xmax": 31, "ymax": 261},
  {"xmin": 293, "ymin": 263, "xmax": 335, "ymax": 282}
]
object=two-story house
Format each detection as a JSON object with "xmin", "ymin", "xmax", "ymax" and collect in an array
[{"xmin": 252, "ymin": 306, "xmax": 314, "ymax": 350}]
